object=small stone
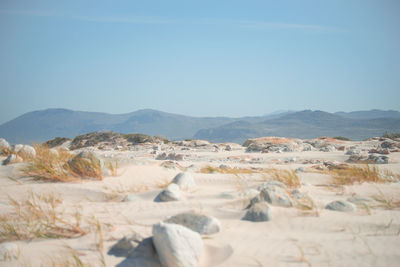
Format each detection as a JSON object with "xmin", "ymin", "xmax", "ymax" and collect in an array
[
  {"xmin": 325, "ymin": 200, "xmax": 356, "ymax": 212},
  {"xmin": 108, "ymin": 233, "xmax": 143, "ymax": 257},
  {"xmin": 243, "ymin": 202, "xmax": 271, "ymax": 222},
  {"xmin": 295, "ymin": 167, "xmax": 306, "ymax": 173},
  {"xmin": 2, "ymin": 154, "xmax": 23, "ymax": 165},
  {"xmin": 255, "ymin": 184, "xmax": 294, "ymax": 207},
  {"xmin": 155, "ymin": 184, "xmax": 183, "ymax": 202}
]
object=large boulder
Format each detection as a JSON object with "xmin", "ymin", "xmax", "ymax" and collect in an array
[
  {"xmin": 165, "ymin": 212, "xmax": 221, "ymax": 235},
  {"xmin": 155, "ymin": 183, "xmax": 183, "ymax": 202},
  {"xmin": 152, "ymin": 222, "xmax": 203, "ymax": 267},
  {"xmin": 243, "ymin": 202, "xmax": 272, "ymax": 222},
  {"xmin": 325, "ymin": 200, "xmax": 356, "ymax": 212},
  {"xmin": 67, "ymin": 151, "xmax": 102, "ymax": 179},
  {"xmin": 171, "ymin": 172, "xmax": 196, "ymax": 191}
]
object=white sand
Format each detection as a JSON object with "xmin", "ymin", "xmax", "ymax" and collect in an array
[{"xmin": 1, "ymin": 145, "xmax": 400, "ymax": 266}]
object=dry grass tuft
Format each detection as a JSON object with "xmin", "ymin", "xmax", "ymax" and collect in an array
[
  {"xmin": 200, "ymin": 165, "xmax": 255, "ymax": 175},
  {"xmin": 269, "ymin": 169, "xmax": 301, "ymax": 188},
  {"xmin": 330, "ymin": 165, "xmax": 384, "ymax": 185},
  {"xmin": 372, "ymin": 189, "xmax": 400, "ymax": 210},
  {"xmin": 295, "ymin": 196, "xmax": 319, "ymax": 217},
  {"xmin": 23, "ymin": 145, "xmax": 102, "ymax": 182},
  {"xmin": 0, "ymin": 191, "xmax": 88, "ymax": 243},
  {"xmin": 155, "ymin": 177, "xmax": 172, "ymax": 189},
  {"xmin": 106, "ymin": 160, "xmax": 119, "ymax": 177}
]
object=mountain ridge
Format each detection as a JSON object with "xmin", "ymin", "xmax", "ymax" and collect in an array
[{"xmin": 1, "ymin": 108, "xmax": 399, "ymax": 144}]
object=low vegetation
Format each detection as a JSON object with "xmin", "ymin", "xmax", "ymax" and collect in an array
[
  {"xmin": 23, "ymin": 145, "xmax": 103, "ymax": 182},
  {"xmin": 70, "ymin": 131, "xmax": 123, "ymax": 150},
  {"xmin": 372, "ymin": 189, "xmax": 400, "ymax": 210},
  {"xmin": 333, "ymin": 136, "xmax": 352, "ymax": 141},
  {"xmin": 330, "ymin": 165, "xmax": 384, "ymax": 185},
  {"xmin": 269, "ymin": 169, "xmax": 301, "ymax": 188},
  {"xmin": 44, "ymin": 137, "xmax": 71, "ymax": 148},
  {"xmin": 383, "ymin": 132, "xmax": 400, "ymax": 140},
  {"xmin": 0, "ymin": 192, "xmax": 87, "ymax": 243},
  {"xmin": 200, "ymin": 165, "xmax": 255, "ymax": 175}
]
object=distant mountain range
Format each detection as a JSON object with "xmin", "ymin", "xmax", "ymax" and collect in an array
[{"xmin": 0, "ymin": 108, "xmax": 399, "ymax": 144}]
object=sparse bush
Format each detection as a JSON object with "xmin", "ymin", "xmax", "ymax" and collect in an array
[
  {"xmin": 70, "ymin": 131, "xmax": 123, "ymax": 150},
  {"xmin": 200, "ymin": 165, "xmax": 255, "ymax": 175},
  {"xmin": 124, "ymin": 133, "xmax": 152, "ymax": 144},
  {"xmin": 44, "ymin": 137, "xmax": 71, "ymax": 148},
  {"xmin": 333, "ymin": 136, "xmax": 351, "ymax": 141},
  {"xmin": 383, "ymin": 132, "xmax": 400, "ymax": 140}
]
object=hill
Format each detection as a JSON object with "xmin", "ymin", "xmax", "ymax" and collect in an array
[{"xmin": 194, "ymin": 110, "xmax": 400, "ymax": 143}]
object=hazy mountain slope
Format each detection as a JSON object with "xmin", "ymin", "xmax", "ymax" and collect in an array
[
  {"xmin": 194, "ymin": 110, "xmax": 400, "ymax": 143},
  {"xmin": 0, "ymin": 108, "xmax": 237, "ymax": 144},
  {"xmin": 335, "ymin": 109, "xmax": 400, "ymax": 119},
  {"xmin": 1, "ymin": 108, "xmax": 399, "ymax": 144}
]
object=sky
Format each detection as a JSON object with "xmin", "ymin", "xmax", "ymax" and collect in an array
[{"xmin": 0, "ymin": 0, "xmax": 399, "ymax": 124}]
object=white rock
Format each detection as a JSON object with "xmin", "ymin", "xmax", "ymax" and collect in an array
[
  {"xmin": 155, "ymin": 183, "xmax": 183, "ymax": 202},
  {"xmin": 49, "ymin": 148, "xmax": 59, "ymax": 157},
  {"xmin": 0, "ymin": 138, "xmax": 11, "ymax": 152},
  {"xmin": 2, "ymin": 154, "xmax": 23, "ymax": 165},
  {"xmin": 325, "ymin": 200, "xmax": 356, "ymax": 212},
  {"xmin": 12, "ymin": 144, "xmax": 23, "ymax": 153},
  {"xmin": 152, "ymin": 222, "xmax": 203, "ymax": 267},
  {"xmin": 243, "ymin": 202, "xmax": 272, "ymax": 222},
  {"xmin": 165, "ymin": 212, "xmax": 221, "ymax": 235},
  {"xmin": 171, "ymin": 172, "xmax": 196, "ymax": 191},
  {"xmin": 21, "ymin": 145, "xmax": 36, "ymax": 158}
]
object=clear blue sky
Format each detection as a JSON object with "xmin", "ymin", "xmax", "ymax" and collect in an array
[{"xmin": 1, "ymin": 0, "xmax": 399, "ymax": 124}]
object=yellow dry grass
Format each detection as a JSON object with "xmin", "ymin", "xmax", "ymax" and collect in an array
[
  {"xmin": 200, "ymin": 165, "xmax": 255, "ymax": 175},
  {"xmin": 0, "ymin": 191, "xmax": 87, "ymax": 243},
  {"xmin": 23, "ymin": 145, "xmax": 102, "ymax": 182},
  {"xmin": 269, "ymin": 169, "xmax": 301, "ymax": 188},
  {"xmin": 330, "ymin": 165, "xmax": 384, "ymax": 185}
]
